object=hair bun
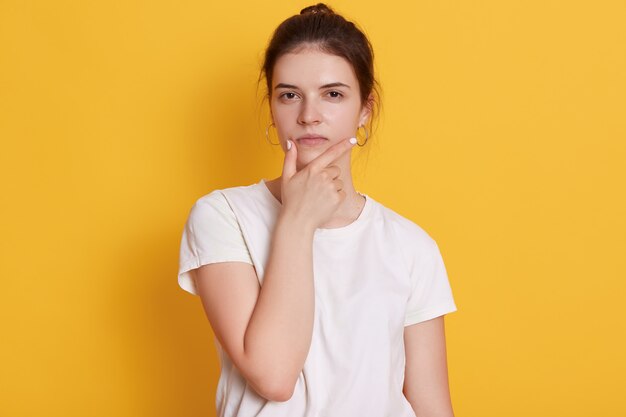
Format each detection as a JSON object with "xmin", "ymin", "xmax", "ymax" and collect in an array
[{"xmin": 300, "ymin": 3, "xmax": 334, "ymax": 15}]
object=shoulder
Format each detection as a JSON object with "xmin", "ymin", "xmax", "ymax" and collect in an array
[
  {"xmin": 192, "ymin": 189, "xmax": 227, "ymax": 208},
  {"xmin": 186, "ymin": 184, "xmax": 253, "ymax": 228},
  {"xmin": 188, "ymin": 190, "xmax": 231, "ymax": 221},
  {"xmin": 374, "ymin": 201, "xmax": 437, "ymax": 250},
  {"xmin": 370, "ymin": 200, "xmax": 440, "ymax": 271},
  {"xmin": 189, "ymin": 182, "xmax": 260, "ymax": 217}
]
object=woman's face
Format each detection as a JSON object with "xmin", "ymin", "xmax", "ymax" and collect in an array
[{"xmin": 270, "ymin": 48, "xmax": 370, "ymax": 168}]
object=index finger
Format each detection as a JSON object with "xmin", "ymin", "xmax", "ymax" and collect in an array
[{"xmin": 308, "ymin": 137, "xmax": 357, "ymax": 170}]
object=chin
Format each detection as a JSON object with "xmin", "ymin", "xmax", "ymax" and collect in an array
[{"xmin": 296, "ymin": 154, "xmax": 317, "ymax": 168}]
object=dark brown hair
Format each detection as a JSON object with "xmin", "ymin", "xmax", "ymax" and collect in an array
[{"xmin": 261, "ymin": 4, "xmax": 380, "ymax": 128}]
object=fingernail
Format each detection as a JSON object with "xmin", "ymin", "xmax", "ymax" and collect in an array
[
  {"xmin": 287, "ymin": 140, "xmax": 292, "ymax": 150},
  {"xmin": 349, "ymin": 137, "xmax": 357, "ymax": 145}
]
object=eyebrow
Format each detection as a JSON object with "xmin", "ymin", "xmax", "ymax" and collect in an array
[{"xmin": 274, "ymin": 82, "xmax": 351, "ymax": 90}]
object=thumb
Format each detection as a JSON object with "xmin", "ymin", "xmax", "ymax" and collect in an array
[{"xmin": 281, "ymin": 140, "xmax": 297, "ymax": 180}]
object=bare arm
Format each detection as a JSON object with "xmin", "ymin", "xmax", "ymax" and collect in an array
[
  {"xmin": 403, "ymin": 316, "xmax": 455, "ymax": 417},
  {"xmin": 242, "ymin": 213, "xmax": 317, "ymax": 398},
  {"xmin": 194, "ymin": 138, "xmax": 356, "ymax": 402},
  {"xmin": 194, "ymin": 213, "xmax": 316, "ymax": 402}
]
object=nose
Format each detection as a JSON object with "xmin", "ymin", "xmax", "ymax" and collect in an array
[{"xmin": 297, "ymin": 98, "xmax": 321, "ymax": 125}]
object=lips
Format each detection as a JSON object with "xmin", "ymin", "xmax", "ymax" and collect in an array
[{"xmin": 296, "ymin": 134, "xmax": 328, "ymax": 146}]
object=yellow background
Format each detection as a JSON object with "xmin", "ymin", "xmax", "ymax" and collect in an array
[{"xmin": 1, "ymin": 0, "xmax": 624, "ymax": 416}]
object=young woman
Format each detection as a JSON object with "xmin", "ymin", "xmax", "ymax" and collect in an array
[{"xmin": 178, "ymin": 4, "xmax": 457, "ymax": 416}]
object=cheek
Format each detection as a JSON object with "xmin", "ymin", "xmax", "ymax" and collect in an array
[
  {"xmin": 272, "ymin": 107, "xmax": 297, "ymax": 138},
  {"xmin": 325, "ymin": 106, "xmax": 361, "ymax": 130}
]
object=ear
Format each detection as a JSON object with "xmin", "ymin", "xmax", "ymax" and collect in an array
[{"xmin": 358, "ymin": 93, "xmax": 375, "ymax": 127}]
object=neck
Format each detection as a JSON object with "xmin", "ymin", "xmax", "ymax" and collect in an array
[{"xmin": 265, "ymin": 167, "xmax": 366, "ymax": 229}]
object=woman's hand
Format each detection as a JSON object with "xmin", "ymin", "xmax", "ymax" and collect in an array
[{"xmin": 280, "ymin": 138, "xmax": 357, "ymax": 230}]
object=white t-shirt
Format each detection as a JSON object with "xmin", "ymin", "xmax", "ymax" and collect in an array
[{"xmin": 178, "ymin": 179, "xmax": 457, "ymax": 417}]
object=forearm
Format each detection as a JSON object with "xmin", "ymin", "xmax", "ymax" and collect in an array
[{"xmin": 243, "ymin": 212, "xmax": 316, "ymax": 398}]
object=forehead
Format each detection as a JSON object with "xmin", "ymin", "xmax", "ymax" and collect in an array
[{"xmin": 272, "ymin": 49, "xmax": 357, "ymax": 87}]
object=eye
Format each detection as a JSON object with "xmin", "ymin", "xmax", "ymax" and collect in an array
[
  {"xmin": 279, "ymin": 92, "xmax": 299, "ymax": 100},
  {"xmin": 327, "ymin": 90, "xmax": 343, "ymax": 99}
]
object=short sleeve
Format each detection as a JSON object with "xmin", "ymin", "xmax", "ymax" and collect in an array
[
  {"xmin": 404, "ymin": 239, "xmax": 457, "ymax": 326},
  {"xmin": 178, "ymin": 191, "xmax": 253, "ymax": 295}
]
